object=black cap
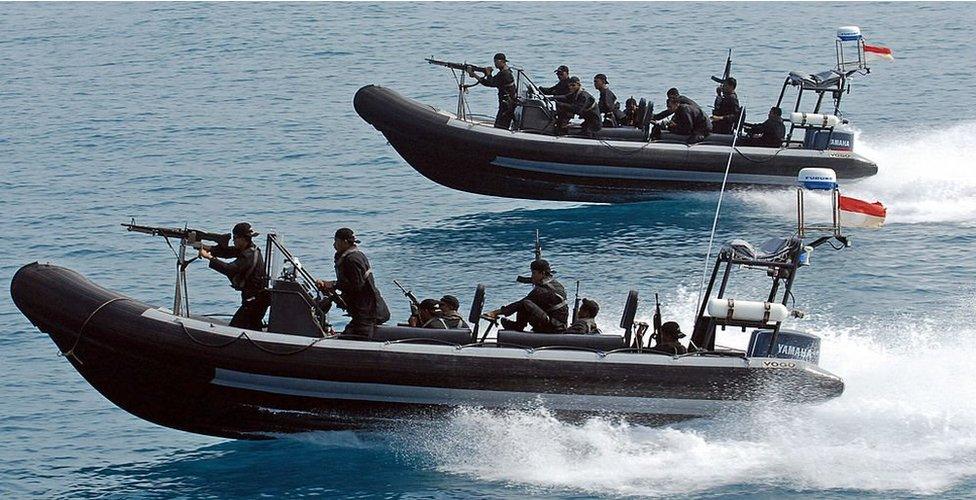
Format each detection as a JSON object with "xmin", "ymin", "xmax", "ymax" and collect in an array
[
  {"xmin": 581, "ymin": 298, "xmax": 599, "ymax": 316},
  {"xmin": 724, "ymin": 77, "xmax": 737, "ymax": 88},
  {"xmin": 438, "ymin": 295, "xmax": 460, "ymax": 311},
  {"xmin": 530, "ymin": 259, "xmax": 553, "ymax": 273},
  {"xmin": 667, "ymin": 87, "xmax": 680, "ymax": 97},
  {"xmin": 594, "ymin": 73, "xmax": 608, "ymax": 83},
  {"xmin": 555, "ymin": 65, "xmax": 569, "ymax": 73},
  {"xmin": 661, "ymin": 321, "xmax": 686, "ymax": 339},
  {"xmin": 493, "ymin": 52, "xmax": 507, "ymax": 62},
  {"xmin": 232, "ymin": 222, "xmax": 258, "ymax": 238},
  {"xmin": 419, "ymin": 298, "xmax": 440, "ymax": 311},
  {"xmin": 567, "ymin": 76, "xmax": 581, "ymax": 85},
  {"xmin": 334, "ymin": 227, "xmax": 360, "ymax": 243}
]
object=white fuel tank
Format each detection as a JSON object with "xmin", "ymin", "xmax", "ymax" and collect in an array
[
  {"xmin": 707, "ymin": 298, "xmax": 789, "ymax": 324},
  {"xmin": 791, "ymin": 112, "xmax": 842, "ymax": 128}
]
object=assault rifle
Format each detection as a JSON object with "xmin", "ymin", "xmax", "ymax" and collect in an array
[
  {"xmin": 571, "ymin": 280, "xmax": 581, "ymax": 323},
  {"xmin": 517, "ymin": 230, "xmax": 543, "ymax": 284},
  {"xmin": 122, "ymin": 219, "xmax": 231, "ymax": 249},
  {"xmin": 393, "ymin": 279, "xmax": 422, "ymax": 316},
  {"xmin": 425, "ymin": 57, "xmax": 490, "ymax": 75},
  {"xmin": 711, "ymin": 49, "xmax": 733, "ymax": 84}
]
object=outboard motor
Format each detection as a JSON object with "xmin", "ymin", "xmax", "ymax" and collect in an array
[
  {"xmin": 747, "ymin": 328, "xmax": 821, "ymax": 364},
  {"xmin": 796, "ymin": 112, "xmax": 855, "ymax": 151}
]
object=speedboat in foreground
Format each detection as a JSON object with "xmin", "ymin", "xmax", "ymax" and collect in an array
[{"xmin": 12, "ymin": 173, "xmax": 852, "ymax": 439}]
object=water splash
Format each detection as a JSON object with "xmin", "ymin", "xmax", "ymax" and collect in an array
[
  {"xmin": 391, "ymin": 293, "xmax": 976, "ymax": 497},
  {"xmin": 730, "ymin": 121, "xmax": 976, "ymax": 225}
]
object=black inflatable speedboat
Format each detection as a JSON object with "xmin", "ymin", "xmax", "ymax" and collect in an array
[
  {"xmin": 356, "ymin": 35, "xmax": 884, "ymax": 202},
  {"xmin": 12, "ymin": 210, "xmax": 848, "ymax": 439},
  {"xmin": 355, "ymin": 84, "xmax": 876, "ymax": 203}
]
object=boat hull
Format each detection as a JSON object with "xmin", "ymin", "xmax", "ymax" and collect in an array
[
  {"xmin": 12, "ymin": 263, "xmax": 844, "ymax": 439},
  {"xmin": 354, "ymin": 85, "xmax": 879, "ymax": 202}
]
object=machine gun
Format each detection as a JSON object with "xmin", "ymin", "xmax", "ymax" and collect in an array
[
  {"xmin": 393, "ymin": 279, "xmax": 422, "ymax": 317},
  {"xmin": 122, "ymin": 219, "xmax": 231, "ymax": 249},
  {"xmin": 425, "ymin": 58, "xmax": 490, "ymax": 76},
  {"xmin": 122, "ymin": 219, "xmax": 237, "ymax": 316}
]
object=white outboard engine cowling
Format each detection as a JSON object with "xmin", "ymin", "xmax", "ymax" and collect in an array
[{"xmin": 747, "ymin": 329, "xmax": 822, "ymax": 364}]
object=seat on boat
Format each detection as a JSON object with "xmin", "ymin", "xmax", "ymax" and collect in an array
[
  {"xmin": 724, "ymin": 237, "xmax": 800, "ymax": 262},
  {"xmin": 372, "ymin": 325, "xmax": 473, "ymax": 344},
  {"xmin": 655, "ymin": 131, "xmax": 737, "ymax": 146},
  {"xmin": 495, "ymin": 290, "xmax": 638, "ymax": 351}
]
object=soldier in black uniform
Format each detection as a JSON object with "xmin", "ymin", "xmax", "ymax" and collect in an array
[
  {"xmin": 652, "ymin": 87, "xmax": 699, "ymax": 121},
  {"xmin": 467, "ymin": 53, "xmax": 517, "ymax": 130},
  {"xmin": 667, "ymin": 97, "xmax": 711, "ymax": 144},
  {"xmin": 198, "ymin": 222, "xmax": 269, "ymax": 331},
  {"xmin": 710, "ymin": 77, "xmax": 742, "ymax": 134},
  {"xmin": 411, "ymin": 299, "xmax": 451, "ymax": 329},
  {"xmin": 621, "ymin": 97, "xmax": 640, "ymax": 127},
  {"xmin": 593, "ymin": 74, "xmax": 625, "ymax": 127},
  {"xmin": 564, "ymin": 298, "xmax": 602, "ymax": 334},
  {"xmin": 649, "ymin": 321, "xmax": 688, "ymax": 355},
  {"xmin": 741, "ymin": 107, "xmax": 786, "ymax": 148},
  {"xmin": 539, "ymin": 65, "xmax": 571, "ymax": 96},
  {"xmin": 552, "ymin": 76, "xmax": 602, "ymax": 136},
  {"xmin": 487, "ymin": 259, "xmax": 568, "ymax": 333},
  {"xmin": 437, "ymin": 294, "xmax": 469, "ymax": 329},
  {"xmin": 316, "ymin": 228, "xmax": 391, "ymax": 336}
]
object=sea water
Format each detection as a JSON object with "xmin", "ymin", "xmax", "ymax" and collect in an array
[{"xmin": 2, "ymin": 2, "xmax": 976, "ymax": 498}]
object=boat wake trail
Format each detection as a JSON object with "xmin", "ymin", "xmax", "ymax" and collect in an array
[
  {"xmin": 732, "ymin": 120, "xmax": 976, "ymax": 225},
  {"xmin": 389, "ymin": 293, "xmax": 976, "ymax": 497}
]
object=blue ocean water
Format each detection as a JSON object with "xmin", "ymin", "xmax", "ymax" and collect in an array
[{"xmin": 3, "ymin": 2, "xmax": 976, "ymax": 497}]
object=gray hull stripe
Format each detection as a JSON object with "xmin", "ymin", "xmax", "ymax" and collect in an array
[
  {"xmin": 212, "ymin": 368, "xmax": 737, "ymax": 416},
  {"xmin": 492, "ymin": 156, "xmax": 791, "ymax": 185}
]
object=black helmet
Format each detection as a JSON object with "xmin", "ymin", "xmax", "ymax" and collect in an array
[
  {"xmin": 334, "ymin": 227, "xmax": 360, "ymax": 243},
  {"xmin": 232, "ymin": 222, "xmax": 258, "ymax": 239},
  {"xmin": 530, "ymin": 259, "xmax": 553, "ymax": 273},
  {"xmin": 661, "ymin": 321, "xmax": 686, "ymax": 339}
]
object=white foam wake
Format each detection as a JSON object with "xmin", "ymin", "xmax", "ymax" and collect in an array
[
  {"xmin": 731, "ymin": 121, "xmax": 976, "ymax": 225},
  {"xmin": 400, "ymin": 293, "xmax": 976, "ymax": 496}
]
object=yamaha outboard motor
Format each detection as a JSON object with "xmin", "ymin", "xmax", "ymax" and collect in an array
[{"xmin": 747, "ymin": 328, "xmax": 821, "ymax": 364}]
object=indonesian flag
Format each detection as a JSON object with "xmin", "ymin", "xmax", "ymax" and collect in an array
[
  {"xmin": 864, "ymin": 43, "xmax": 894, "ymax": 62},
  {"xmin": 840, "ymin": 195, "xmax": 887, "ymax": 228}
]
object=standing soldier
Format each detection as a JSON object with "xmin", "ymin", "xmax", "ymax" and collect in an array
[
  {"xmin": 486, "ymin": 259, "xmax": 568, "ymax": 333},
  {"xmin": 539, "ymin": 64, "xmax": 571, "ymax": 96},
  {"xmin": 467, "ymin": 52, "xmax": 517, "ymax": 130},
  {"xmin": 710, "ymin": 77, "xmax": 741, "ymax": 134},
  {"xmin": 593, "ymin": 74, "xmax": 625, "ymax": 127},
  {"xmin": 198, "ymin": 222, "xmax": 269, "ymax": 331},
  {"xmin": 316, "ymin": 228, "xmax": 391, "ymax": 336}
]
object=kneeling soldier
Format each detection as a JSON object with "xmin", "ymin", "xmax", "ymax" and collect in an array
[{"xmin": 486, "ymin": 259, "xmax": 568, "ymax": 333}]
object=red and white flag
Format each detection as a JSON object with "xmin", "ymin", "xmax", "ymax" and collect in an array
[
  {"xmin": 864, "ymin": 43, "xmax": 894, "ymax": 62},
  {"xmin": 840, "ymin": 195, "xmax": 887, "ymax": 228}
]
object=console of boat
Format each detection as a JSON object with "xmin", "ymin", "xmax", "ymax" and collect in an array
[{"xmin": 12, "ymin": 171, "xmax": 854, "ymax": 439}]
